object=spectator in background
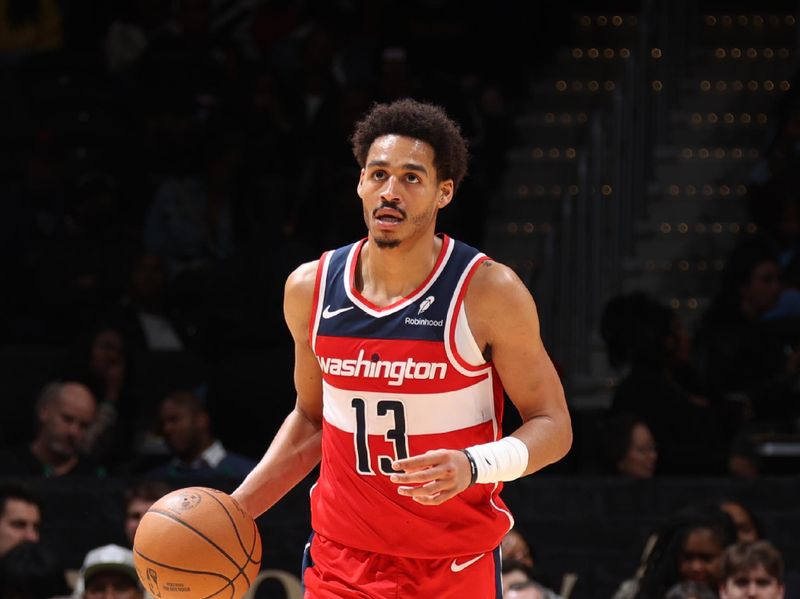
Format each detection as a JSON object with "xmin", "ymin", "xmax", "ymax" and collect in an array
[
  {"xmin": 502, "ymin": 528, "xmax": 535, "ymax": 568},
  {"xmin": 0, "ymin": 382, "xmax": 104, "ymax": 478},
  {"xmin": 719, "ymin": 541, "xmax": 786, "ymax": 599},
  {"xmin": 634, "ymin": 503, "xmax": 737, "ymax": 599},
  {"xmin": 142, "ymin": 133, "xmax": 240, "ymax": 281},
  {"xmin": 73, "ymin": 544, "xmax": 143, "ymax": 599},
  {"xmin": 600, "ymin": 291, "xmax": 733, "ymax": 475},
  {"xmin": 0, "ymin": 541, "xmax": 71, "ymax": 599},
  {"xmin": 0, "ymin": 484, "xmax": 40, "ymax": 559},
  {"xmin": 694, "ymin": 236, "xmax": 800, "ymax": 470},
  {"xmin": 665, "ymin": 580, "xmax": 717, "ymax": 599},
  {"xmin": 762, "ymin": 250, "xmax": 800, "ymax": 321},
  {"xmin": 501, "ymin": 530, "xmax": 563, "ymax": 597},
  {"xmin": 595, "ymin": 412, "xmax": 658, "ymax": 479},
  {"xmin": 502, "ymin": 559, "xmax": 564, "ymax": 599},
  {"xmin": 147, "ymin": 390, "xmax": 256, "ymax": 485},
  {"xmin": 108, "ymin": 253, "xmax": 196, "ymax": 352},
  {"xmin": 506, "ymin": 584, "xmax": 543, "ymax": 599},
  {"xmin": 63, "ymin": 322, "xmax": 137, "ymax": 470},
  {"xmin": 613, "ymin": 503, "xmax": 737, "ymax": 599},
  {"xmin": 718, "ymin": 499, "xmax": 763, "ymax": 544},
  {"xmin": 122, "ymin": 479, "xmax": 172, "ymax": 548}
]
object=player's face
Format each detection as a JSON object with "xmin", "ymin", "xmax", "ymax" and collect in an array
[
  {"xmin": 40, "ymin": 385, "xmax": 96, "ymax": 458},
  {"xmin": 720, "ymin": 565, "xmax": 785, "ymax": 599},
  {"xmin": 0, "ymin": 499, "xmax": 41, "ymax": 557},
  {"xmin": 678, "ymin": 528, "xmax": 725, "ymax": 586},
  {"xmin": 357, "ymin": 134, "xmax": 452, "ymax": 249}
]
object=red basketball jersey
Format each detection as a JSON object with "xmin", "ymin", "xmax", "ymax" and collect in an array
[{"xmin": 308, "ymin": 235, "xmax": 514, "ymax": 558}]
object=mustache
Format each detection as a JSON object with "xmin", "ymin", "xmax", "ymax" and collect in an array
[{"xmin": 373, "ymin": 204, "xmax": 407, "ymax": 218}]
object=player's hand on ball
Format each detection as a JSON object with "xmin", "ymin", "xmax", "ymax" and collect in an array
[{"xmin": 390, "ymin": 449, "xmax": 472, "ymax": 505}]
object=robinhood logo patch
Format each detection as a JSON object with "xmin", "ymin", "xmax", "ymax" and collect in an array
[
  {"xmin": 418, "ymin": 295, "xmax": 435, "ymax": 314},
  {"xmin": 318, "ymin": 349, "xmax": 447, "ymax": 386}
]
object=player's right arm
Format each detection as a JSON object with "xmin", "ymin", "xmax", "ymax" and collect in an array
[{"xmin": 232, "ymin": 260, "xmax": 324, "ymax": 519}]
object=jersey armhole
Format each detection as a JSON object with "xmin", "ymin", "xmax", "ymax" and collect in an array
[
  {"xmin": 454, "ymin": 303, "xmax": 486, "ymax": 366},
  {"xmin": 445, "ymin": 254, "xmax": 492, "ymax": 375}
]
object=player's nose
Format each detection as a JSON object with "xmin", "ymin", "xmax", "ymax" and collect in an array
[{"xmin": 379, "ymin": 176, "xmax": 401, "ymax": 201}]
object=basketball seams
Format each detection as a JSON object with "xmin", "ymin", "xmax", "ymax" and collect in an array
[
  {"xmin": 136, "ymin": 522, "xmax": 249, "ymax": 599},
  {"xmin": 196, "ymin": 489, "xmax": 261, "ymax": 567},
  {"xmin": 134, "ymin": 549, "xmax": 238, "ymax": 599},
  {"xmin": 196, "ymin": 489, "xmax": 253, "ymax": 560},
  {"xmin": 135, "ymin": 487, "xmax": 262, "ymax": 599},
  {"xmin": 245, "ymin": 519, "xmax": 260, "ymax": 565},
  {"xmin": 134, "ymin": 549, "xmax": 233, "ymax": 581},
  {"xmin": 148, "ymin": 509, "xmax": 253, "ymax": 587}
]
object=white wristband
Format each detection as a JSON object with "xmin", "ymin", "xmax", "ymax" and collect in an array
[{"xmin": 464, "ymin": 437, "xmax": 529, "ymax": 484}]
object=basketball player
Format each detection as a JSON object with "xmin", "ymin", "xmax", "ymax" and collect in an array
[{"xmin": 233, "ymin": 98, "xmax": 572, "ymax": 597}]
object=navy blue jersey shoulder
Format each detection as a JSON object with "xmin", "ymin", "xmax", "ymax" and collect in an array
[{"xmin": 317, "ymin": 237, "xmax": 484, "ymax": 342}]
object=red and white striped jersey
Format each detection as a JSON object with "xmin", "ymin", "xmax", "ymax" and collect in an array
[{"xmin": 307, "ymin": 234, "xmax": 515, "ymax": 558}]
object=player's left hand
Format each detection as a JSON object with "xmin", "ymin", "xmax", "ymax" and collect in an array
[{"xmin": 389, "ymin": 449, "xmax": 472, "ymax": 505}]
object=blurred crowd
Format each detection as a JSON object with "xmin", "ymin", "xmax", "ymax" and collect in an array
[
  {"xmin": 0, "ymin": 0, "xmax": 563, "ymax": 473},
  {"xmin": 1, "ymin": 2, "xmax": 799, "ymax": 598},
  {"xmin": 597, "ymin": 86, "xmax": 800, "ymax": 480}
]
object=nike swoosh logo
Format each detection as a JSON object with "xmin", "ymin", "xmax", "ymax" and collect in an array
[
  {"xmin": 322, "ymin": 305, "xmax": 354, "ymax": 319},
  {"xmin": 450, "ymin": 553, "xmax": 485, "ymax": 573}
]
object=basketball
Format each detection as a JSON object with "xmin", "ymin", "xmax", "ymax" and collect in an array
[{"xmin": 133, "ymin": 487, "xmax": 262, "ymax": 599}]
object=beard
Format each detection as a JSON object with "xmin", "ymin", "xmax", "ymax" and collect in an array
[{"xmin": 373, "ymin": 237, "xmax": 401, "ymax": 249}]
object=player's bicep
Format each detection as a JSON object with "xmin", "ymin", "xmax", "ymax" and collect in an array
[
  {"xmin": 283, "ymin": 260, "xmax": 324, "ymax": 424},
  {"xmin": 469, "ymin": 265, "xmax": 565, "ymax": 420},
  {"xmin": 293, "ymin": 340, "xmax": 323, "ymax": 423},
  {"xmin": 490, "ymin": 295, "xmax": 564, "ymax": 420}
]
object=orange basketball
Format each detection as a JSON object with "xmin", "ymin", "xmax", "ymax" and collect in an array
[{"xmin": 133, "ymin": 487, "xmax": 262, "ymax": 599}]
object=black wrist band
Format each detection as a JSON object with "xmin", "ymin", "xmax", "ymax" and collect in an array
[{"xmin": 462, "ymin": 448, "xmax": 478, "ymax": 487}]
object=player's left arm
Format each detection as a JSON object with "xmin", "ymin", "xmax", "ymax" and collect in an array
[
  {"xmin": 468, "ymin": 260, "xmax": 573, "ymax": 474},
  {"xmin": 391, "ymin": 260, "xmax": 572, "ymax": 504}
]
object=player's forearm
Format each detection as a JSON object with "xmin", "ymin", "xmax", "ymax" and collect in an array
[
  {"xmin": 232, "ymin": 408, "xmax": 322, "ymax": 518},
  {"xmin": 513, "ymin": 408, "xmax": 573, "ymax": 476}
]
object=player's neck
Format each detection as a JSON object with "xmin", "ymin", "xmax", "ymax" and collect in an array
[{"xmin": 358, "ymin": 234, "xmax": 442, "ymax": 307}]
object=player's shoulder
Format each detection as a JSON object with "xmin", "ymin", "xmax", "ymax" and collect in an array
[
  {"xmin": 285, "ymin": 259, "xmax": 320, "ymax": 295},
  {"xmin": 469, "ymin": 258, "xmax": 527, "ymax": 295},
  {"xmin": 465, "ymin": 258, "xmax": 536, "ymax": 320}
]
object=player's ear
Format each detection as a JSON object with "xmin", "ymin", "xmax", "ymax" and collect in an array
[
  {"xmin": 357, "ymin": 169, "xmax": 366, "ymax": 197},
  {"xmin": 437, "ymin": 181, "xmax": 454, "ymax": 208}
]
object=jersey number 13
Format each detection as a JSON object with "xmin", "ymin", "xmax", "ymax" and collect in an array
[{"xmin": 351, "ymin": 398, "xmax": 409, "ymax": 475}]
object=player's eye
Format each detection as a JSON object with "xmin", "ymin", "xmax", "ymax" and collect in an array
[{"xmin": 405, "ymin": 173, "xmax": 420, "ymax": 183}]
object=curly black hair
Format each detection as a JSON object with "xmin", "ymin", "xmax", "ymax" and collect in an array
[{"xmin": 349, "ymin": 98, "xmax": 469, "ymax": 192}]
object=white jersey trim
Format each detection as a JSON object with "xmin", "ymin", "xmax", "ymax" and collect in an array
[
  {"xmin": 321, "ymin": 377, "xmax": 497, "ymax": 435},
  {"xmin": 454, "ymin": 303, "xmax": 485, "ymax": 367},
  {"xmin": 343, "ymin": 237, "xmax": 455, "ymax": 317},
  {"xmin": 444, "ymin": 253, "xmax": 493, "ymax": 377}
]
